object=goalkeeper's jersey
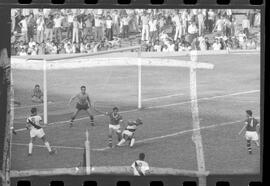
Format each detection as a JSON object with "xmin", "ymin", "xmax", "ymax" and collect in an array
[{"xmin": 26, "ymin": 115, "xmax": 42, "ymax": 129}]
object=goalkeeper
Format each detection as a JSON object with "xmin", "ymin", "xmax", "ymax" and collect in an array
[{"xmin": 117, "ymin": 118, "xmax": 143, "ymax": 148}]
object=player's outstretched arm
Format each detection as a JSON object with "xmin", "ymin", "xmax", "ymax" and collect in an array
[
  {"xmin": 87, "ymin": 95, "xmax": 91, "ymax": 107},
  {"xmin": 69, "ymin": 95, "xmax": 77, "ymax": 105}
]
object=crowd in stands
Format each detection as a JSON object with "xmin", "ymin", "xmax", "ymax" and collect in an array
[{"xmin": 11, "ymin": 9, "xmax": 260, "ymax": 56}]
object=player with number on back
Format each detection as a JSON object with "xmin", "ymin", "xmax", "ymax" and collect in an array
[
  {"xmin": 26, "ymin": 107, "xmax": 56, "ymax": 156},
  {"xmin": 69, "ymin": 86, "xmax": 94, "ymax": 127},
  {"xmin": 238, "ymin": 110, "xmax": 260, "ymax": 154},
  {"xmin": 94, "ymin": 106, "xmax": 123, "ymax": 148},
  {"xmin": 117, "ymin": 118, "xmax": 143, "ymax": 148}
]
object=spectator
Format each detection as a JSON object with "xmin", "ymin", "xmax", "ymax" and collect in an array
[
  {"xmin": 105, "ymin": 15, "xmax": 113, "ymax": 41},
  {"xmin": 207, "ymin": 9, "xmax": 215, "ymax": 32},
  {"xmin": 187, "ymin": 21, "xmax": 198, "ymax": 44},
  {"xmin": 44, "ymin": 15, "xmax": 54, "ymax": 42},
  {"xmin": 112, "ymin": 10, "xmax": 120, "ymax": 36},
  {"xmin": 153, "ymin": 40, "xmax": 162, "ymax": 52},
  {"xmin": 149, "ymin": 15, "xmax": 158, "ymax": 43},
  {"xmin": 27, "ymin": 13, "xmax": 35, "ymax": 42},
  {"xmin": 11, "ymin": 9, "xmax": 260, "ymax": 56},
  {"xmin": 67, "ymin": 11, "xmax": 74, "ymax": 40},
  {"xmin": 213, "ymin": 38, "xmax": 221, "ymax": 50},
  {"xmin": 213, "ymin": 15, "xmax": 224, "ymax": 35},
  {"xmin": 141, "ymin": 12, "xmax": 149, "ymax": 42},
  {"xmin": 31, "ymin": 84, "xmax": 43, "ymax": 103},
  {"xmin": 19, "ymin": 48, "xmax": 27, "ymax": 56},
  {"xmin": 72, "ymin": 16, "xmax": 80, "ymax": 43},
  {"xmin": 242, "ymin": 15, "xmax": 250, "ymax": 38},
  {"xmin": 197, "ymin": 10, "xmax": 205, "ymax": 36},
  {"xmin": 84, "ymin": 13, "xmax": 94, "ymax": 40},
  {"xmin": 36, "ymin": 14, "xmax": 45, "ymax": 43},
  {"xmin": 94, "ymin": 14, "xmax": 103, "ymax": 41},
  {"xmin": 121, "ymin": 14, "xmax": 130, "ymax": 39},
  {"xmin": 53, "ymin": 13, "xmax": 63, "ymax": 43},
  {"xmin": 19, "ymin": 16, "xmax": 28, "ymax": 43}
]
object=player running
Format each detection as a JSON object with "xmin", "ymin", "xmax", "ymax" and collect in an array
[
  {"xmin": 69, "ymin": 86, "xmax": 94, "ymax": 127},
  {"xmin": 26, "ymin": 107, "xmax": 55, "ymax": 156},
  {"xmin": 94, "ymin": 106, "xmax": 123, "ymax": 148},
  {"xmin": 117, "ymin": 118, "xmax": 143, "ymax": 148},
  {"xmin": 238, "ymin": 110, "xmax": 260, "ymax": 154}
]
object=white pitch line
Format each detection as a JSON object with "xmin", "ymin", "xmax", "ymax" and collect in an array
[
  {"xmin": 12, "ymin": 143, "xmax": 85, "ymax": 150},
  {"xmin": 12, "ymin": 119, "xmax": 243, "ymax": 152},
  {"xmin": 93, "ymin": 120, "xmax": 243, "ymax": 151},
  {"xmin": 147, "ymin": 89, "xmax": 259, "ymax": 109},
  {"xmin": 14, "ymin": 89, "xmax": 259, "ymax": 133},
  {"xmin": 143, "ymin": 93, "xmax": 184, "ymax": 101},
  {"xmin": 230, "ymin": 52, "xmax": 260, "ymax": 55}
]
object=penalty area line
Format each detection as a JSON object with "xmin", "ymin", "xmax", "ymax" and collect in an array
[
  {"xmin": 143, "ymin": 93, "xmax": 184, "ymax": 102},
  {"xmin": 91, "ymin": 119, "xmax": 243, "ymax": 151},
  {"xmin": 14, "ymin": 89, "xmax": 259, "ymax": 133}
]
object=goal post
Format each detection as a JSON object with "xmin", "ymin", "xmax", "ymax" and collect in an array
[
  {"xmin": 25, "ymin": 58, "xmax": 48, "ymax": 124},
  {"xmin": 138, "ymin": 50, "xmax": 214, "ymax": 186},
  {"xmin": 85, "ymin": 129, "xmax": 91, "ymax": 175}
]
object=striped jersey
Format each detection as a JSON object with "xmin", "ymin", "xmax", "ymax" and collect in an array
[
  {"xmin": 126, "ymin": 121, "xmax": 138, "ymax": 132},
  {"xmin": 26, "ymin": 115, "xmax": 42, "ymax": 129},
  {"xmin": 245, "ymin": 117, "xmax": 259, "ymax": 131},
  {"xmin": 131, "ymin": 160, "xmax": 150, "ymax": 176}
]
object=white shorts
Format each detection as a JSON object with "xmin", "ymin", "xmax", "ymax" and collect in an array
[
  {"xmin": 245, "ymin": 131, "xmax": 259, "ymax": 141},
  {"xmin": 109, "ymin": 124, "xmax": 121, "ymax": 133},
  {"xmin": 122, "ymin": 130, "xmax": 134, "ymax": 139},
  {"xmin": 30, "ymin": 128, "xmax": 45, "ymax": 138}
]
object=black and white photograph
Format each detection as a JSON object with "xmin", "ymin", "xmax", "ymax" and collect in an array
[{"xmin": 9, "ymin": 8, "xmax": 261, "ymax": 180}]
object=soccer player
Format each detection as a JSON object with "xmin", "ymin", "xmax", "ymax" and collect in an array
[
  {"xmin": 239, "ymin": 110, "xmax": 260, "ymax": 154},
  {"xmin": 104, "ymin": 107, "xmax": 124, "ymax": 147},
  {"xmin": 117, "ymin": 118, "xmax": 143, "ymax": 148},
  {"xmin": 131, "ymin": 153, "xmax": 150, "ymax": 176},
  {"xmin": 95, "ymin": 106, "xmax": 123, "ymax": 147},
  {"xmin": 26, "ymin": 107, "xmax": 55, "ymax": 156},
  {"xmin": 69, "ymin": 86, "xmax": 94, "ymax": 127}
]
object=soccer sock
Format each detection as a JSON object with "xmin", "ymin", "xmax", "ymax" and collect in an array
[
  {"xmin": 130, "ymin": 138, "xmax": 135, "ymax": 147},
  {"xmin": 44, "ymin": 142, "xmax": 52, "ymax": 152},
  {"xmin": 90, "ymin": 115, "xmax": 94, "ymax": 121},
  {"xmin": 70, "ymin": 117, "xmax": 75, "ymax": 122},
  {"xmin": 108, "ymin": 136, "xmax": 112, "ymax": 146},
  {"xmin": 117, "ymin": 132, "xmax": 122, "ymax": 142},
  {"xmin": 90, "ymin": 115, "xmax": 94, "ymax": 125},
  {"xmin": 117, "ymin": 139, "xmax": 126, "ymax": 146},
  {"xmin": 29, "ymin": 143, "xmax": 33, "ymax": 154},
  {"xmin": 247, "ymin": 140, "xmax": 252, "ymax": 153}
]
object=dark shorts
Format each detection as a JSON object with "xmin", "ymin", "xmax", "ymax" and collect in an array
[{"xmin": 76, "ymin": 103, "xmax": 89, "ymax": 110}]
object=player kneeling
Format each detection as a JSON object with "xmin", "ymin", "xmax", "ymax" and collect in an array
[
  {"xmin": 26, "ymin": 107, "xmax": 56, "ymax": 156},
  {"xmin": 117, "ymin": 118, "xmax": 143, "ymax": 148}
]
